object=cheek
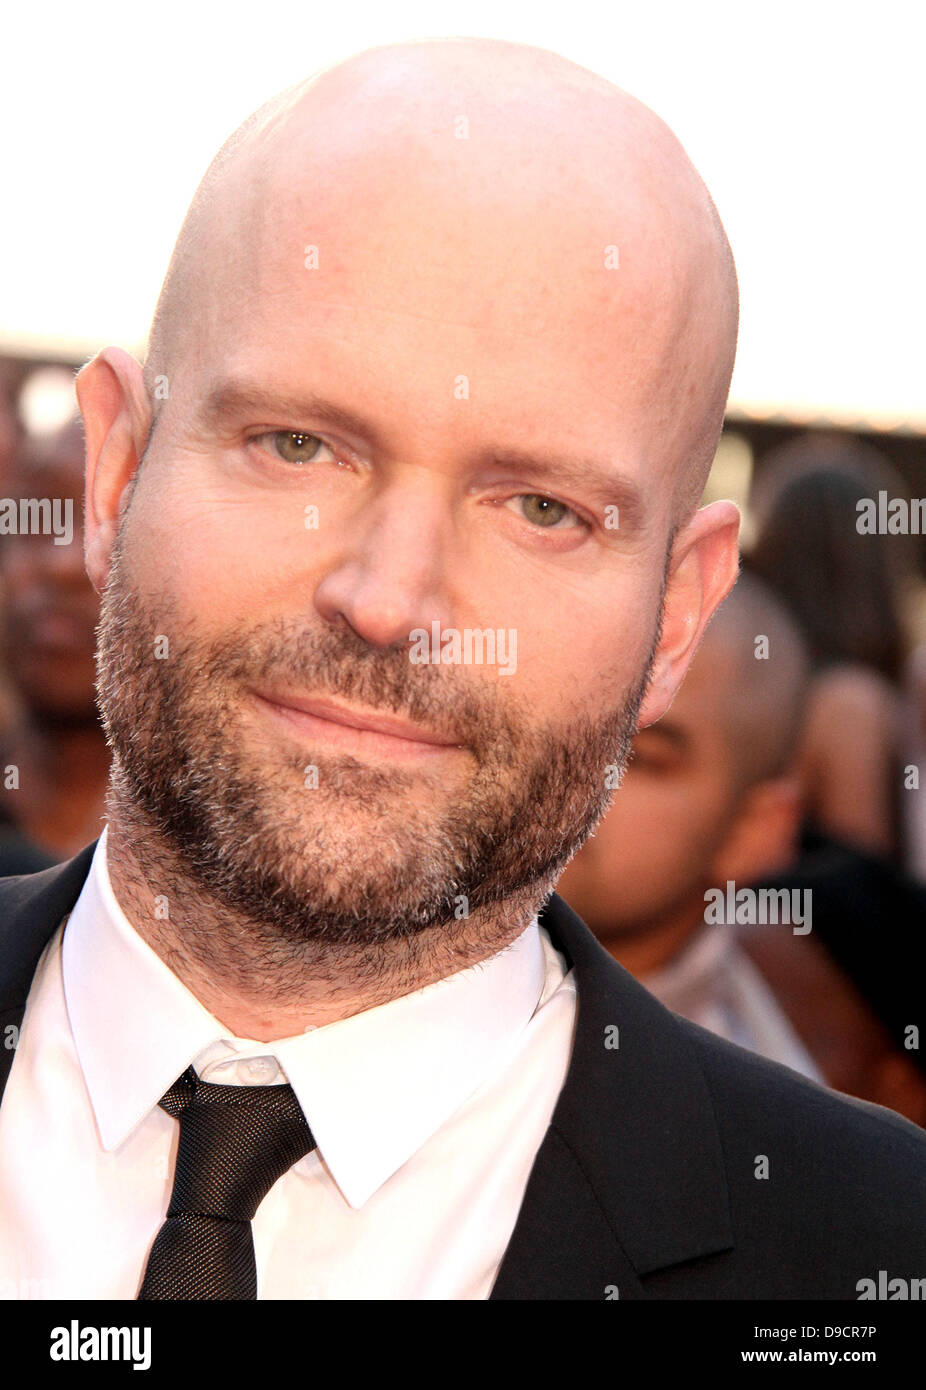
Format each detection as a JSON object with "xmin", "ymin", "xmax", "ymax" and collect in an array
[
  {"xmin": 588, "ymin": 773, "xmax": 730, "ymax": 897},
  {"xmin": 599, "ymin": 785, "xmax": 702, "ymax": 887},
  {"xmin": 121, "ymin": 465, "xmax": 327, "ymax": 631},
  {"xmin": 121, "ymin": 453, "xmax": 664, "ymax": 693},
  {"xmin": 500, "ymin": 574, "xmax": 661, "ymax": 717}
]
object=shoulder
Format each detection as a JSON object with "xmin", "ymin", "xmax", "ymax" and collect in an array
[
  {"xmin": 0, "ymin": 846, "xmax": 97, "ymax": 996},
  {"xmin": 0, "ymin": 831, "xmax": 57, "ymax": 877},
  {"xmin": 676, "ymin": 1015, "xmax": 926, "ymax": 1290},
  {"xmin": 684, "ymin": 1011, "xmax": 925, "ymax": 1164},
  {"xmin": 0, "ymin": 861, "xmax": 60, "ymax": 918}
]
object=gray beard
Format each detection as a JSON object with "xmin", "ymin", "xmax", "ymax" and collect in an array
[{"xmin": 95, "ymin": 538, "xmax": 659, "ymax": 959}]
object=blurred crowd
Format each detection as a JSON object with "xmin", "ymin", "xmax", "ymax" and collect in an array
[
  {"xmin": 561, "ymin": 432, "xmax": 926, "ymax": 1126},
  {"xmin": 1, "ymin": 356, "xmax": 925, "ymax": 1126},
  {"xmin": 0, "ymin": 363, "xmax": 109, "ymax": 871}
]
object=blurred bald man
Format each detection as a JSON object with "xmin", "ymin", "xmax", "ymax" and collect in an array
[
  {"xmin": 558, "ymin": 572, "xmax": 820, "ymax": 1073},
  {"xmin": 0, "ymin": 418, "xmax": 108, "ymax": 865},
  {"xmin": 0, "ymin": 39, "xmax": 923, "ymax": 1302},
  {"xmin": 558, "ymin": 574, "xmax": 926, "ymax": 1125}
]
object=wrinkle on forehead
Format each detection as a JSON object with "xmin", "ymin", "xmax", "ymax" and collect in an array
[{"xmin": 144, "ymin": 39, "xmax": 738, "ymax": 515}]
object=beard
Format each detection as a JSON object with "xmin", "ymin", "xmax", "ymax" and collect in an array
[{"xmin": 95, "ymin": 536, "xmax": 661, "ymax": 953}]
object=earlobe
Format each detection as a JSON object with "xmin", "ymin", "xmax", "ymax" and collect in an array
[
  {"xmin": 76, "ymin": 346, "xmax": 151, "ymax": 594},
  {"xmin": 637, "ymin": 500, "xmax": 740, "ymax": 729}
]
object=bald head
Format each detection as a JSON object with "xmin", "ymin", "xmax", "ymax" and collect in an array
[
  {"xmin": 144, "ymin": 38, "xmax": 737, "ymax": 522},
  {"xmin": 700, "ymin": 571, "xmax": 809, "ymax": 792}
]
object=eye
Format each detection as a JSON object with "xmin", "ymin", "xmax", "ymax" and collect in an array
[
  {"xmin": 252, "ymin": 431, "xmax": 334, "ymax": 465},
  {"xmin": 507, "ymin": 493, "xmax": 584, "ymax": 530}
]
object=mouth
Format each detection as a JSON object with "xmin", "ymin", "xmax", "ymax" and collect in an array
[{"xmin": 248, "ymin": 689, "xmax": 467, "ymax": 761}]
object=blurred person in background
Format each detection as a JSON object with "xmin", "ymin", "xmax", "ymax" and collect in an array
[
  {"xmin": 898, "ymin": 602, "xmax": 926, "ymax": 884},
  {"xmin": 0, "ymin": 359, "xmax": 25, "ymax": 491},
  {"xmin": 556, "ymin": 572, "xmax": 926, "ymax": 1125},
  {"xmin": 746, "ymin": 434, "xmax": 915, "ymax": 861},
  {"xmin": 0, "ymin": 415, "xmax": 108, "ymax": 866},
  {"xmin": 0, "ymin": 359, "xmax": 27, "ymax": 743},
  {"xmin": 556, "ymin": 573, "xmax": 817, "ymax": 1074},
  {"xmin": 744, "ymin": 837, "xmax": 926, "ymax": 1127}
]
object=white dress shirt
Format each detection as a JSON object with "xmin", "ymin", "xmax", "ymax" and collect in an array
[
  {"xmin": 644, "ymin": 924, "xmax": 823, "ymax": 1082},
  {"xmin": 0, "ymin": 828, "xmax": 577, "ymax": 1300}
]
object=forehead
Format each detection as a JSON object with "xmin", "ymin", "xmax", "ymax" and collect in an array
[
  {"xmin": 229, "ymin": 166, "xmax": 669, "ymax": 345},
  {"xmin": 176, "ymin": 144, "xmax": 689, "ymax": 503}
]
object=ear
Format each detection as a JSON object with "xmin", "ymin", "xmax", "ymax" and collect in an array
[
  {"xmin": 637, "ymin": 500, "xmax": 740, "ymax": 729},
  {"xmin": 710, "ymin": 773, "xmax": 804, "ymax": 884},
  {"xmin": 75, "ymin": 346, "xmax": 151, "ymax": 594}
]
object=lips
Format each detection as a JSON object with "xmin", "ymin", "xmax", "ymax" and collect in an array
[{"xmin": 250, "ymin": 688, "xmax": 465, "ymax": 755}]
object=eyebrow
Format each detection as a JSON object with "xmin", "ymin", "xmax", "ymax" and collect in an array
[
  {"xmin": 199, "ymin": 381, "xmax": 388, "ymax": 451},
  {"xmin": 198, "ymin": 379, "xmax": 648, "ymax": 531}
]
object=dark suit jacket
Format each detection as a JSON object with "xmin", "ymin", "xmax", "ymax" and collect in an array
[{"xmin": 1, "ymin": 844, "xmax": 925, "ymax": 1300}]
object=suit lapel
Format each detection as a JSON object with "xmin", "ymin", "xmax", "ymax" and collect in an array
[
  {"xmin": 0, "ymin": 842, "xmax": 98, "ymax": 1097},
  {"xmin": 490, "ymin": 892, "xmax": 733, "ymax": 1298},
  {"xmin": 488, "ymin": 1123, "xmax": 647, "ymax": 1299}
]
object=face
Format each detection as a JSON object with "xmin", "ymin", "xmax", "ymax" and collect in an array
[
  {"xmin": 556, "ymin": 644, "xmax": 741, "ymax": 939},
  {"xmin": 1, "ymin": 447, "xmax": 100, "ymax": 724},
  {"xmin": 87, "ymin": 124, "xmax": 735, "ymax": 949}
]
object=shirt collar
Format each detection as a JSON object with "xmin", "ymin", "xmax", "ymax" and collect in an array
[
  {"xmin": 63, "ymin": 827, "xmax": 548, "ymax": 1208},
  {"xmin": 644, "ymin": 922, "xmax": 733, "ymax": 1014}
]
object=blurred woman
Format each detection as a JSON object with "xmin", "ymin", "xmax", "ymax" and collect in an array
[{"xmin": 746, "ymin": 434, "xmax": 915, "ymax": 861}]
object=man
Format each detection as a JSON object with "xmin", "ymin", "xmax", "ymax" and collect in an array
[
  {"xmin": 0, "ymin": 38, "xmax": 923, "ymax": 1301},
  {"xmin": 557, "ymin": 574, "xmax": 817, "ymax": 1069},
  {"xmin": 557, "ymin": 573, "xmax": 926, "ymax": 1125},
  {"xmin": 0, "ymin": 417, "xmax": 108, "ymax": 865}
]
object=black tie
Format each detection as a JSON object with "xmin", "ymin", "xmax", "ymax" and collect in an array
[{"xmin": 138, "ymin": 1065, "xmax": 316, "ymax": 1300}]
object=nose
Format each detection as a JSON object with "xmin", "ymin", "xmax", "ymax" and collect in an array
[{"xmin": 313, "ymin": 476, "xmax": 458, "ymax": 650}]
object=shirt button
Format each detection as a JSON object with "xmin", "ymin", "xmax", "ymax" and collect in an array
[{"xmin": 241, "ymin": 1056, "xmax": 279, "ymax": 1083}]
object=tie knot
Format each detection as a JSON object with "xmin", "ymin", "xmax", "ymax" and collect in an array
[{"xmin": 158, "ymin": 1066, "xmax": 315, "ymax": 1222}]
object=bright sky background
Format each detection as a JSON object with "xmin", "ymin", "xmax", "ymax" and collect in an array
[{"xmin": 2, "ymin": 0, "xmax": 924, "ymax": 429}]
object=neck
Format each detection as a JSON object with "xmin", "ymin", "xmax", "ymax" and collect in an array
[
  {"xmin": 1, "ymin": 714, "xmax": 110, "ymax": 856},
  {"xmin": 104, "ymin": 786, "xmax": 548, "ymax": 1041}
]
